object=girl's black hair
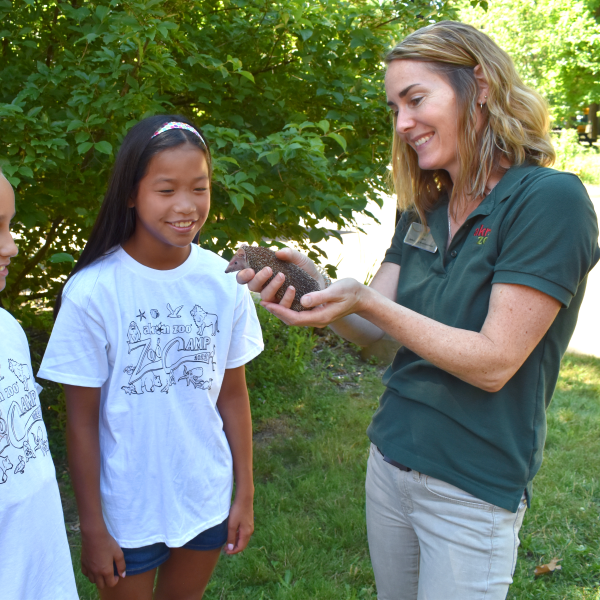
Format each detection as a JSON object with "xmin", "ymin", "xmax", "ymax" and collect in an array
[{"xmin": 54, "ymin": 114, "xmax": 211, "ymax": 318}]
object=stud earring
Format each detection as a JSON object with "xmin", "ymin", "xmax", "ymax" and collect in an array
[{"xmin": 480, "ymin": 95, "xmax": 487, "ymax": 110}]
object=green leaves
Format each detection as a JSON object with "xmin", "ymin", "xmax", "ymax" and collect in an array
[
  {"xmin": 0, "ymin": 0, "xmax": 454, "ymax": 317},
  {"xmin": 326, "ymin": 132, "xmax": 347, "ymax": 152},
  {"xmin": 94, "ymin": 141, "xmax": 113, "ymax": 155},
  {"xmin": 461, "ymin": 0, "xmax": 600, "ymax": 120},
  {"xmin": 49, "ymin": 253, "xmax": 75, "ymax": 264}
]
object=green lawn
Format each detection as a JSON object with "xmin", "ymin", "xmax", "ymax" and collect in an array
[{"xmin": 68, "ymin": 347, "xmax": 600, "ymax": 599}]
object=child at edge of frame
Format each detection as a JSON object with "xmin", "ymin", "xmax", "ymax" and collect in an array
[
  {"xmin": 0, "ymin": 170, "xmax": 79, "ymax": 599},
  {"xmin": 37, "ymin": 115, "xmax": 264, "ymax": 600}
]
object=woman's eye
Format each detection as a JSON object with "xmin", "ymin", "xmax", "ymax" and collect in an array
[
  {"xmin": 194, "ymin": 187, "xmax": 208, "ymax": 192},
  {"xmin": 410, "ymin": 96, "xmax": 424, "ymax": 107},
  {"xmin": 159, "ymin": 189, "xmax": 174, "ymax": 193}
]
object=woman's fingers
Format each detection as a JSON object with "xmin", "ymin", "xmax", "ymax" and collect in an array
[{"xmin": 261, "ymin": 279, "xmax": 366, "ymax": 328}]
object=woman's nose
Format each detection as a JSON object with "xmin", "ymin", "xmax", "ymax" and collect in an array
[{"xmin": 395, "ymin": 109, "xmax": 415, "ymax": 135}]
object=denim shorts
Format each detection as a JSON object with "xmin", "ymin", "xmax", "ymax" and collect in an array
[{"xmin": 115, "ymin": 518, "xmax": 228, "ymax": 576}]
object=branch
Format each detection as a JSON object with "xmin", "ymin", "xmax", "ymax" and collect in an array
[
  {"xmin": 199, "ymin": 6, "xmax": 243, "ymax": 18},
  {"xmin": 252, "ymin": 58, "xmax": 297, "ymax": 75},
  {"xmin": 9, "ymin": 217, "xmax": 64, "ymax": 293},
  {"xmin": 373, "ymin": 15, "xmax": 403, "ymax": 28},
  {"xmin": 120, "ymin": 38, "xmax": 150, "ymax": 97},
  {"xmin": 45, "ymin": 5, "xmax": 61, "ymax": 66}
]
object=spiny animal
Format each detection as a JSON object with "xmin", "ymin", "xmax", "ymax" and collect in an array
[{"xmin": 225, "ymin": 246, "xmax": 321, "ymax": 312}]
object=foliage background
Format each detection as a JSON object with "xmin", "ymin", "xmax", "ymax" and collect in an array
[
  {"xmin": 0, "ymin": 0, "xmax": 459, "ymax": 323},
  {"xmin": 460, "ymin": 0, "xmax": 600, "ymax": 121}
]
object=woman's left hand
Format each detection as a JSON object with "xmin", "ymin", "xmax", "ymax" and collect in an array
[
  {"xmin": 224, "ymin": 496, "xmax": 254, "ymax": 555},
  {"xmin": 261, "ymin": 277, "xmax": 370, "ymax": 327}
]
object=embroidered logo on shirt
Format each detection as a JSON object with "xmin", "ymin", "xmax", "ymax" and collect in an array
[{"xmin": 474, "ymin": 225, "xmax": 492, "ymax": 245}]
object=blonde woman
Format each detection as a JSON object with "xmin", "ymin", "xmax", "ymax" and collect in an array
[{"xmin": 238, "ymin": 21, "xmax": 600, "ymax": 599}]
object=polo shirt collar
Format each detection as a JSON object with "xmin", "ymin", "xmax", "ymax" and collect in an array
[{"xmin": 426, "ymin": 162, "xmax": 540, "ymax": 251}]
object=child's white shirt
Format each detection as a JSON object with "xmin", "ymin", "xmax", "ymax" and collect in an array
[
  {"xmin": 0, "ymin": 308, "xmax": 78, "ymax": 599},
  {"xmin": 38, "ymin": 245, "xmax": 263, "ymax": 548}
]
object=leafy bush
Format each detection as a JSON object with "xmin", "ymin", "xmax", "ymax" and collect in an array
[
  {"xmin": 246, "ymin": 301, "xmax": 316, "ymax": 423},
  {"xmin": 552, "ymin": 129, "xmax": 600, "ymax": 185},
  {"xmin": 0, "ymin": 0, "xmax": 460, "ymax": 326}
]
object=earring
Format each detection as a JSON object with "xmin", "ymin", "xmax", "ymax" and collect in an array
[{"xmin": 480, "ymin": 95, "xmax": 487, "ymax": 110}]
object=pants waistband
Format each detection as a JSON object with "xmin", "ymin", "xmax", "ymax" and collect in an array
[{"xmin": 376, "ymin": 446, "xmax": 412, "ymax": 472}]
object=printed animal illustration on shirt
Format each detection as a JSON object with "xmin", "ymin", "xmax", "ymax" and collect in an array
[
  {"xmin": 23, "ymin": 440, "xmax": 35, "ymax": 462},
  {"xmin": 8, "ymin": 359, "xmax": 31, "ymax": 392},
  {"xmin": 127, "ymin": 321, "xmax": 142, "ymax": 345},
  {"xmin": 167, "ymin": 303, "xmax": 183, "ymax": 318},
  {"xmin": 0, "ymin": 455, "xmax": 12, "ymax": 483},
  {"xmin": 121, "ymin": 372, "xmax": 162, "ymax": 395},
  {"xmin": 190, "ymin": 305, "xmax": 219, "ymax": 337},
  {"xmin": 13, "ymin": 455, "xmax": 25, "ymax": 474},
  {"xmin": 32, "ymin": 427, "xmax": 49, "ymax": 457},
  {"xmin": 0, "ymin": 356, "xmax": 48, "ymax": 489},
  {"xmin": 122, "ymin": 302, "xmax": 220, "ymax": 396}
]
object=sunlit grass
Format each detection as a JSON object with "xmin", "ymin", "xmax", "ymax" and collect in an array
[{"xmin": 68, "ymin": 351, "xmax": 600, "ymax": 599}]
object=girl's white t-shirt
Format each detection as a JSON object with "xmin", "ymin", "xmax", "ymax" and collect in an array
[
  {"xmin": 38, "ymin": 245, "xmax": 263, "ymax": 548},
  {"xmin": 0, "ymin": 308, "xmax": 78, "ymax": 599}
]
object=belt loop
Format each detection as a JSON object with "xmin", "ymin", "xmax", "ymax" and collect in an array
[{"xmin": 412, "ymin": 470, "xmax": 420, "ymax": 483}]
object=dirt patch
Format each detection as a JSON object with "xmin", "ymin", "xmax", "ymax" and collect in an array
[{"xmin": 253, "ymin": 415, "xmax": 296, "ymax": 448}]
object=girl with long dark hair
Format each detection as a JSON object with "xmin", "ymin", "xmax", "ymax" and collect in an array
[{"xmin": 39, "ymin": 115, "xmax": 263, "ymax": 599}]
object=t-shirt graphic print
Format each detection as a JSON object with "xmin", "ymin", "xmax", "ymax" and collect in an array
[
  {"xmin": 0, "ymin": 308, "xmax": 78, "ymax": 600},
  {"xmin": 121, "ymin": 302, "xmax": 219, "ymax": 397}
]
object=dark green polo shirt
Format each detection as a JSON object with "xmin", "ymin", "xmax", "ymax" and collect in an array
[{"xmin": 367, "ymin": 164, "xmax": 600, "ymax": 512}]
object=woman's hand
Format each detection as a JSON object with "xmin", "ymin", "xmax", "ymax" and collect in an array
[
  {"xmin": 224, "ymin": 495, "xmax": 254, "ymax": 555},
  {"xmin": 261, "ymin": 277, "xmax": 371, "ymax": 328},
  {"xmin": 235, "ymin": 248, "xmax": 328, "ymax": 304},
  {"xmin": 80, "ymin": 526, "xmax": 126, "ymax": 588}
]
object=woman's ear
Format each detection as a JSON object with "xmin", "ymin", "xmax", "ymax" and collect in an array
[
  {"xmin": 473, "ymin": 65, "xmax": 490, "ymax": 106},
  {"xmin": 128, "ymin": 196, "xmax": 136, "ymax": 208}
]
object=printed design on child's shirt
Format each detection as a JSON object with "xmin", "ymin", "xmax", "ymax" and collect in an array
[
  {"xmin": 121, "ymin": 303, "xmax": 218, "ymax": 396},
  {"xmin": 0, "ymin": 359, "xmax": 47, "ymax": 487},
  {"xmin": 167, "ymin": 303, "xmax": 183, "ymax": 318}
]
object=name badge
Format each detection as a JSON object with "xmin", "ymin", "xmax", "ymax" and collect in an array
[{"xmin": 403, "ymin": 222, "xmax": 438, "ymax": 253}]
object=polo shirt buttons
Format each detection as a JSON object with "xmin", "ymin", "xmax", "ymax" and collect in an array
[{"xmin": 450, "ymin": 250, "xmax": 457, "ymax": 258}]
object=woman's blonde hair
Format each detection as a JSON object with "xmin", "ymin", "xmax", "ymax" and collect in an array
[{"xmin": 386, "ymin": 21, "xmax": 555, "ymax": 224}]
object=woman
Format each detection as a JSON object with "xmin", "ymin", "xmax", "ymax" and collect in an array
[{"xmin": 239, "ymin": 21, "xmax": 600, "ymax": 600}]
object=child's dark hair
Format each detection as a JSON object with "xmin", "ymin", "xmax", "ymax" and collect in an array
[{"xmin": 54, "ymin": 114, "xmax": 211, "ymax": 317}]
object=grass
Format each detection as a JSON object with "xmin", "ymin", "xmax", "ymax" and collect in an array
[{"xmin": 65, "ymin": 345, "xmax": 600, "ymax": 599}]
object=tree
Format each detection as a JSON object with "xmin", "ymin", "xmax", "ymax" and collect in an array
[
  {"xmin": 0, "ymin": 0, "xmax": 458, "ymax": 322},
  {"xmin": 460, "ymin": 0, "xmax": 600, "ymax": 121}
]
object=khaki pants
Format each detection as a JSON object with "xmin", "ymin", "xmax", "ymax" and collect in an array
[{"xmin": 366, "ymin": 444, "xmax": 527, "ymax": 600}]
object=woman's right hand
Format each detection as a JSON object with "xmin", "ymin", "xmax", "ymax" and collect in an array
[
  {"xmin": 235, "ymin": 247, "xmax": 327, "ymax": 305},
  {"xmin": 80, "ymin": 526, "xmax": 126, "ymax": 589}
]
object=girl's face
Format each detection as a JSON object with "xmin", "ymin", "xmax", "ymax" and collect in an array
[
  {"xmin": 129, "ymin": 144, "xmax": 210, "ymax": 253},
  {"xmin": 385, "ymin": 60, "xmax": 462, "ymax": 182},
  {"xmin": 0, "ymin": 176, "xmax": 18, "ymax": 292}
]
